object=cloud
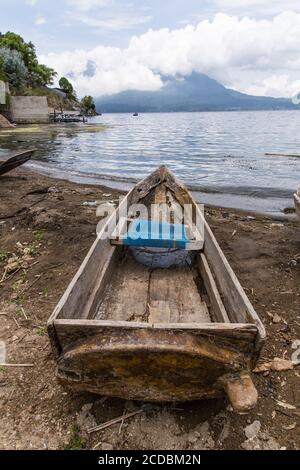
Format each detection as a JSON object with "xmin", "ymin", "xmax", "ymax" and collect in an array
[
  {"xmin": 35, "ymin": 15, "xmax": 46, "ymax": 25},
  {"xmin": 73, "ymin": 13, "xmax": 152, "ymax": 31},
  {"xmin": 66, "ymin": 0, "xmax": 152, "ymax": 33},
  {"xmin": 42, "ymin": 46, "xmax": 163, "ymax": 96},
  {"xmin": 65, "ymin": 0, "xmax": 111, "ymax": 11},
  {"xmin": 40, "ymin": 11, "xmax": 300, "ymax": 98},
  {"xmin": 211, "ymin": 0, "xmax": 300, "ymax": 17},
  {"xmin": 242, "ymin": 74, "xmax": 300, "ymax": 98}
]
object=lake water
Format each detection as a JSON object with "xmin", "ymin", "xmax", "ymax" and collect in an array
[{"xmin": 1, "ymin": 111, "xmax": 300, "ymax": 215}]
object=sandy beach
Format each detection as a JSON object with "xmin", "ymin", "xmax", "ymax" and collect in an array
[{"xmin": 0, "ymin": 165, "xmax": 299, "ymax": 450}]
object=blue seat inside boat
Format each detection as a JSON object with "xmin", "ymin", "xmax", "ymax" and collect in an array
[{"xmin": 122, "ymin": 219, "xmax": 191, "ymax": 249}]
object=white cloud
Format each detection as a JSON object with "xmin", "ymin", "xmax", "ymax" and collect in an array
[
  {"xmin": 26, "ymin": 0, "xmax": 38, "ymax": 5},
  {"xmin": 65, "ymin": 0, "xmax": 111, "ymax": 11},
  {"xmin": 242, "ymin": 74, "xmax": 300, "ymax": 98},
  {"xmin": 73, "ymin": 13, "xmax": 152, "ymax": 31},
  {"xmin": 42, "ymin": 46, "xmax": 162, "ymax": 97},
  {"xmin": 40, "ymin": 11, "xmax": 300, "ymax": 98},
  {"xmin": 211, "ymin": 0, "xmax": 300, "ymax": 16},
  {"xmin": 35, "ymin": 15, "xmax": 46, "ymax": 25}
]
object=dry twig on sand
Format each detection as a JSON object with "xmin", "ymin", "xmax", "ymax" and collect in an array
[{"xmin": 89, "ymin": 410, "xmax": 143, "ymax": 435}]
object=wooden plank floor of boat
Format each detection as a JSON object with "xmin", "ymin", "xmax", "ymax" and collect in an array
[{"xmin": 96, "ymin": 253, "xmax": 212, "ymax": 323}]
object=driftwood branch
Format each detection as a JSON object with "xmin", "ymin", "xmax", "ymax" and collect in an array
[{"xmin": 88, "ymin": 409, "xmax": 143, "ymax": 434}]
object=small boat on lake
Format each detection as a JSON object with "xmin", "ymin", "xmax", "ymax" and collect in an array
[
  {"xmin": 48, "ymin": 166, "xmax": 265, "ymax": 413},
  {"xmin": 0, "ymin": 149, "xmax": 36, "ymax": 176},
  {"xmin": 294, "ymin": 185, "xmax": 300, "ymax": 219}
]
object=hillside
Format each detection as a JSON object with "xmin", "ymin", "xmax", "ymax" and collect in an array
[
  {"xmin": 96, "ymin": 72, "xmax": 298, "ymax": 113},
  {"xmin": 9, "ymin": 86, "xmax": 81, "ymax": 112}
]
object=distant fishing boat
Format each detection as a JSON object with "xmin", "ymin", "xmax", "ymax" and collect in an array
[
  {"xmin": 294, "ymin": 185, "xmax": 300, "ymax": 218},
  {"xmin": 0, "ymin": 149, "xmax": 36, "ymax": 176},
  {"xmin": 48, "ymin": 166, "xmax": 265, "ymax": 413}
]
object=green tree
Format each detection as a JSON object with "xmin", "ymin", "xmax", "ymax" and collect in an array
[
  {"xmin": 0, "ymin": 47, "xmax": 28, "ymax": 89},
  {"xmin": 81, "ymin": 95, "xmax": 96, "ymax": 114},
  {"xmin": 0, "ymin": 31, "xmax": 56, "ymax": 88},
  {"xmin": 0, "ymin": 54, "xmax": 7, "ymax": 81},
  {"xmin": 0, "ymin": 32, "xmax": 37, "ymax": 71},
  {"xmin": 32, "ymin": 64, "xmax": 57, "ymax": 87},
  {"xmin": 59, "ymin": 77, "xmax": 75, "ymax": 97}
]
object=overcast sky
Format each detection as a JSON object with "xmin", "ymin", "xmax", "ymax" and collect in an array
[{"xmin": 1, "ymin": 0, "xmax": 300, "ymax": 98}]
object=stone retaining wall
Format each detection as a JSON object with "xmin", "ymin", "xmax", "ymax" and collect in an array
[{"xmin": 9, "ymin": 96, "xmax": 49, "ymax": 124}]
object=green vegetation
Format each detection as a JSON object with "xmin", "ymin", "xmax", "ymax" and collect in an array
[
  {"xmin": 0, "ymin": 250, "xmax": 10, "ymax": 262},
  {"xmin": 64, "ymin": 425, "xmax": 86, "ymax": 450},
  {"xmin": 0, "ymin": 32, "xmax": 56, "ymax": 91},
  {"xmin": 59, "ymin": 77, "xmax": 77, "ymax": 100},
  {"xmin": 0, "ymin": 31, "xmax": 97, "ymax": 113},
  {"xmin": 26, "ymin": 243, "xmax": 38, "ymax": 256},
  {"xmin": 0, "ymin": 47, "xmax": 28, "ymax": 88},
  {"xmin": 33, "ymin": 230, "xmax": 45, "ymax": 242},
  {"xmin": 43, "ymin": 288, "xmax": 49, "ymax": 298},
  {"xmin": 36, "ymin": 326, "xmax": 47, "ymax": 337},
  {"xmin": 81, "ymin": 95, "xmax": 96, "ymax": 114}
]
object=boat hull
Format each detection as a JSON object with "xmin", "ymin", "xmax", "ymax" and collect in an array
[
  {"xmin": 52, "ymin": 321, "xmax": 259, "ymax": 412},
  {"xmin": 0, "ymin": 149, "xmax": 35, "ymax": 176},
  {"xmin": 47, "ymin": 165, "xmax": 265, "ymax": 414}
]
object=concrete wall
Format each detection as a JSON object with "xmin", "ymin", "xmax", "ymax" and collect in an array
[
  {"xmin": 0, "ymin": 81, "xmax": 6, "ymax": 105},
  {"xmin": 9, "ymin": 96, "xmax": 49, "ymax": 124}
]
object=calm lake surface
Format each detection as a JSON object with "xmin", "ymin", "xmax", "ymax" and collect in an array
[{"xmin": 1, "ymin": 111, "xmax": 300, "ymax": 214}]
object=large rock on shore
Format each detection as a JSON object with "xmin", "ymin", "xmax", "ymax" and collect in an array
[{"xmin": 0, "ymin": 113, "xmax": 13, "ymax": 128}]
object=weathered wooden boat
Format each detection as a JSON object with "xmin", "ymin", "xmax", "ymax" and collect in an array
[
  {"xmin": 48, "ymin": 166, "xmax": 265, "ymax": 413},
  {"xmin": 294, "ymin": 185, "xmax": 300, "ymax": 219},
  {"xmin": 0, "ymin": 149, "xmax": 36, "ymax": 176}
]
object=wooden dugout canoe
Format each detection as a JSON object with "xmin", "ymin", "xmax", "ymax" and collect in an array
[
  {"xmin": 48, "ymin": 166, "xmax": 265, "ymax": 413},
  {"xmin": 0, "ymin": 149, "xmax": 36, "ymax": 176}
]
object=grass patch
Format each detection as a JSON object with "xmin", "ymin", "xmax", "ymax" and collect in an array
[
  {"xmin": 0, "ymin": 251, "xmax": 11, "ymax": 262},
  {"xmin": 27, "ymin": 243, "xmax": 38, "ymax": 256},
  {"xmin": 36, "ymin": 327, "xmax": 47, "ymax": 337},
  {"xmin": 43, "ymin": 288, "xmax": 49, "ymax": 298},
  {"xmin": 33, "ymin": 230, "xmax": 45, "ymax": 242},
  {"xmin": 64, "ymin": 425, "xmax": 86, "ymax": 451}
]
